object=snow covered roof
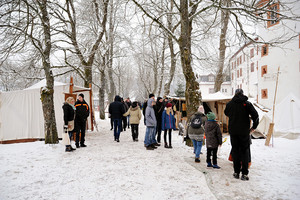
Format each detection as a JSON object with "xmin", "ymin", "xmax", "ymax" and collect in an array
[
  {"xmin": 202, "ymin": 92, "xmax": 233, "ymax": 102},
  {"xmin": 24, "ymin": 79, "xmax": 67, "ymax": 90}
]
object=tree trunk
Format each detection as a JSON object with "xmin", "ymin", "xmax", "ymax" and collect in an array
[
  {"xmin": 38, "ymin": 0, "xmax": 58, "ymax": 144},
  {"xmin": 180, "ymin": 0, "xmax": 201, "ymax": 118},
  {"xmin": 214, "ymin": 0, "xmax": 230, "ymax": 92},
  {"xmin": 99, "ymin": 69, "xmax": 106, "ymax": 120},
  {"xmin": 158, "ymin": 37, "xmax": 166, "ymax": 97},
  {"xmin": 84, "ymin": 64, "xmax": 92, "ymax": 88},
  {"xmin": 107, "ymin": 0, "xmax": 116, "ymax": 102},
  {"xmin": 163, "ymin": 1, "xmax": 176, "ymax": 96}
]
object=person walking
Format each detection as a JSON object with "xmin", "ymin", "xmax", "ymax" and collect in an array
[
  {"xmin": 123, "ymin": 101, "xmax": 142, "ymax": 142},
  {"xmin": 62, "ymin": 97, "xmax": 76, "ymax": 152},
  {"xmin": 161, "ymin": 103, "xmax": 176, "ymax": 148},
  {"xmin": 224, "ymin": 89, "xmax": 259, "ymax": 181},
  {"xmin": 144, "ymin": 94, "xmax": 158, "ymax": 150},
  {"xmin": 109, "ymin": 95, "xmax": 126, "ymax": 142},
  {"xmin": 187, "ymin": 105, "xmax": 206, "ymax": 163},
  {"xmin": 121, "ymin": 98, "xmax": 128, "ymax": 131},
  {"xmin": 205, "ymin": 112, "xmax": 222, "ymax": 169},
  {"xmin": 74, "ymin": 93, "xmax": 89, "ymax": 148},
  {"xmin": 154, "ymin": 97, "xmax": 164, "ymax": 143},
  {"xmin": 125, "ymin": 98, "xmax": 132, "ymax": 129}
]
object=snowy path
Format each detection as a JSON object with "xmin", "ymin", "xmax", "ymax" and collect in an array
[{"xmin": 0, "ymin": 117, "xmax": 300, "ymax": 200}]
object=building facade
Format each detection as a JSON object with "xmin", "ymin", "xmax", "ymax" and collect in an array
[
  {"xmin": 229, "ymin": 0, "xmax": 300, "ymax": 109},
  {"xmin": 198, "ymin": 73, "xmax": 231, "ymax": 97}
]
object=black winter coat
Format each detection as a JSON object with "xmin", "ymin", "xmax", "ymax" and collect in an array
[
  {"xmin": 224, "ymin": 94, "xmax": 259, "ymax": 136},
  {"xmin": 62, "ymin": 103, "xmax": 75, "ymax": 126},
  {"xmin": 75, "ymin": 99, "xmax": 89, "ymax": 122},
  {"xmin": 154, "ymin": 100, "xmax": 165, "ymax": 126},
  {"xmin": 205, "ymin": 120, "xmax": 222, "ymax": 148},
  {"xmin": 109, "ymin": 96, "xmax": 126, "ymax": 119}
]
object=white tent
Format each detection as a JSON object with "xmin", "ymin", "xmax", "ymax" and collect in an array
[
  {"xmin": 0, "ymin": 79, "xmax": 92, "ymax": 143},
  {"xmin": 256, "ymin": 93, "xmax": 300, "ymax": 138}
]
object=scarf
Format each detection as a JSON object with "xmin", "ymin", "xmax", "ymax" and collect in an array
[{"xmin": 69, "ymin": 103, "xmax": 76, "ymax": 110}]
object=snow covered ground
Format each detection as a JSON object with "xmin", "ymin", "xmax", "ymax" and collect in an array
[{"xmin": 0, "ymin": 115, "xmax": 300, "ymax": 200}]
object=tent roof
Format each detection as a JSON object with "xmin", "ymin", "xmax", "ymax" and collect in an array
[
  {"xmin": 24, "ymin": 79, "xmax": 67, "ymax": 90},
  {"xmin": 202, "ymin": 92, "xmax": 233, "ymax": 102}
]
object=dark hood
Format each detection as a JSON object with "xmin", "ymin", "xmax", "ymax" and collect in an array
[
  {"xmin": 114, "ymin": 95, "xmax": 121, "ymax": 102},
  {"xmin": 232, "ymin": 94, "xmax": 248, "ymax": 103},
  {"xmin": 132, "ymin": 101, "xmax": 138, "ymax": 108}
]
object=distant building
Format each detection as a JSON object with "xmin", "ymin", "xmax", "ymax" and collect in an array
[
  {"xmin": 198, "ymin": 73, "xmax": 231, "ymax": 97},
  {"xmin": 229, "ymin": 0, "xmax": 300, "ymax": 109}
]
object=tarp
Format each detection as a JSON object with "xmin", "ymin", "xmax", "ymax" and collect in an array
[
  {"xmin": 202, "ymin": 92, "xmax": 233, "ymax": 102},
  {"xmin": 0, "ymin": 79, "xmax": 91, "ymax": 142},
  {"xmin": 256, "ymin": 93, "xmax": 300, "ymax": 138}
]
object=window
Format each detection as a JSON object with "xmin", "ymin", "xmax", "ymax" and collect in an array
[
  {"xmin": 267, "ymin": 3, "xmax": 280, "ymax": 28},
  {"xmin": 251, "ymin": 62, "xmax": 255, "ymax": 72},
  {"xmin": 225, "ymin": 89, "xmax": 227, "ymax": 93},
  {"xmin": 209, "ymin": 88, "xmax": 215, "ymax": 94},
  {"xmin": 208, "ymin": 76, "xmax": 214, "ymax": 82},
  {"xmin": 261, "ymin": 65, "xmax": 267, "ymax": 77},
  {"xmin": 262, "ymin": 44, "xmax": 269, "ymax": 57},
  {"xmin": 232, "ymin": 62, "xmax": 234, "ymax": 69},
  {"xmin": 261, "ymin": 89, "xmax": 268, "ymax": 99},
  {"xmin": 232, "ymin": 73, "xmax": 234, "ymax": 80},
  {"xmin": 237, "ymin": 70, "xmax": 239, "ymax": 78},
  {"xmin": 250, "ymin": 48, "xmax": 254, "ymax": 58},
  {"xmin": 240, "ymin": 68, "xmax": 242, "ymax": 76}
]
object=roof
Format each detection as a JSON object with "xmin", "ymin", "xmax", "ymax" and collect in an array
[{"xmin": 24, "ymin": 79, "xmax": 67, "ymax": 90}]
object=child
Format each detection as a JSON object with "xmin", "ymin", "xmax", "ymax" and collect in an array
[
  {"xmin": 204, "ymin": 112, "xmax": 222, "ymax": 169},
  {"xmin": 161, "ymin": 103, "xmax": 176, "ymax": 148},
  {"xmin": 178, "ymin": 119, "xmax": 185, "ymax": 136}
]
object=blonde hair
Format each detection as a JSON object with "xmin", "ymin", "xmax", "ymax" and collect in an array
[
  {"xmin": 66, "ymin": 97, "xmax": 75, "ymax": 104},
  {"xmin": 166, "ymin": 106, "xmax": 173, "ymax": 115}
]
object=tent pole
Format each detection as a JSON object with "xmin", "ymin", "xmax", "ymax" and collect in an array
[
  {"xmin": 89, "ymin": 83, "xmax": 94, "ymax": 131},
  {"xmin": 265, "ymin": 66, "xmax": 280, "ymax": 146},
  {"xmin": 69, "ymin": 76, "xmax": 73, "ymax": 94}
]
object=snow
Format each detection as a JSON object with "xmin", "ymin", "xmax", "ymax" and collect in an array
[{"xmin": 0, "ymin": 114, "xmax": 300, "ymax": 200}]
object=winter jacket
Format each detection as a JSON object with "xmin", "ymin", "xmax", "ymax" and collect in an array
[
  {"xmin": 187, "ymin": 111, "xmax": 206, "ymax": 141},
  {"xmin": 205, "ymin": 120, "xmax": 222, "ymax": 148},
  {"xmin": 62, "ymin": 103, "xmax": 75, "ymax": 126},
  {"xmin": 74, "ymin": 99, "xmax": 89, "ymax": 122},
  {"xmin": 145, "ymin": 98, "xmax": 157, "ymax": 127},
  {"xmin": 123, "ymin": 106, "xmax": 142, "ymax": 124},
  {"xmin": 161, "ymin": 110, "xmax": 176, "ymax": 130},
  {"xmin": 224, "ymin": 94, "xmax": 259, "ymax": 136},
  {"xmin": 154, "ymin": 97, "xmax": 165, "ymax": 128},
  {"xmin": 109, "ymin": 95, "xmax": 126, "ymax": 119}
]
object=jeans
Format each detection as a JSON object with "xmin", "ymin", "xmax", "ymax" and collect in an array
[
  {"xmin": 113, "ymin": 118, "xmax": 122, "ymax": 140},
  {"xmin": 127, "ymin": 116, "xmax": 130, "ymax": 128},
  {"xmin": 192, "ymin": 140, "xmax": 203, "ymax": 159},
  {"xmin": 144, "ymin": 126, "xmax": 156, "ymax": 146}
]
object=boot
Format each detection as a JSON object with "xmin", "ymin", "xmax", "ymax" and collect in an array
[
  {"xmin": 195, "ymin": 158, "xmax": 200, "ymax": 163},
  {"xmin": 207, "ymin": 162, "xmax": 213, "ymax": 167},
  {"xmin": 65, "ymin": 145, "xmax": 73, "ymax": 152},
  {"xmin": 75, "ymin": 143, "xmax": 80, "ymax": 148},
  {"xmin": 164, "ymin": 143, "xmax": 168, "ymax": 148},
  {"xmin": 70, "ymin": 145, "xmax": 76, "ymax": 151}
]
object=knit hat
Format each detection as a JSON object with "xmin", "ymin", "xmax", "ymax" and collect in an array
[
  {"xmin": 207, "ymin": 112, "xmax": 216, "ymax": 120},
  {"xmin": 149, "ymin": 93, "xmax": 155, "ymax": 98},
  {"xmin": 166, "ymin": 103, "xmax": 172, "ymax": 108},
  {"xmin": 79, "ymin": 93, "xmax": 84, "ymax": 98},
  {"xmin": 235, "ymin": 89, "xmax": 244, "ymax": 95}
]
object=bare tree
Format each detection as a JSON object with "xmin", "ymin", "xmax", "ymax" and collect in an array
[{"xmin": 0, "ymin": 0, "xmax": 59, "ymax": 143}]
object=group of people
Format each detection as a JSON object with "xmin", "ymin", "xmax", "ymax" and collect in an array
[
  {"xmin": 186, "ymin": 89, "xmax": 258, "ymax": 181},
  {"xmin": 62, "ymin": 93, "xmax": 90, "ymax": 152},
  {"xmin": 63, "ymin": 88, "xmax": 259, "ymax": 181}
]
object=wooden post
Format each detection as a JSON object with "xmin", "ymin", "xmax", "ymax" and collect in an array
[
  {"xmin": 265, "ymin": 67, "xmax": 280, "ymax": 146},
  {"xmin": 69, "ymin": 76, "xmax": 73, "ymax": 94}
]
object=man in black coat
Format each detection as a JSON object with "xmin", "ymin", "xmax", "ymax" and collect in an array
[
  {"xmin": 75, "ymin": 93, "xmax": 90, "ymax": 148},
  {"xmin": 109, "ymin": 95, "xmax": 126, "ymax": 142},
  {"xmin": 154, "ymin": 97, "xmax": 165, "ymax": 143},
  {"xmin": 224, "ymin": 89, "xmax": 259, "ymax": 181}
]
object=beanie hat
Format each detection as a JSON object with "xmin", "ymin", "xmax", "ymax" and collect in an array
[
  {"xmin": 166, "ymin": 103, "xmax": 172, "ymax": 108},
  {"xmin": 149, "ymin": 93, "xmax": 155, "ymax": 98},
  {"xmin": 79, "ymin": 93, "xmax": 84, "ymax": 98},
  {"xmin": 235, "ymin": 89, "xmax": 244, "ymax": 95},
  {"xmin": 207, "ymin": 112, "xmax": 216, "ymax": 120}
]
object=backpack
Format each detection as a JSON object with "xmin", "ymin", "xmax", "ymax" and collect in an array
[{"xmin": 190, "ymin": 114, "xmax": 202, "ymax": 129}]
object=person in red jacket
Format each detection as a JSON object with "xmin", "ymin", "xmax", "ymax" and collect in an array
[{"xmin": 224, "ymin": 89, "xmax": 259, "ymax": 181}]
